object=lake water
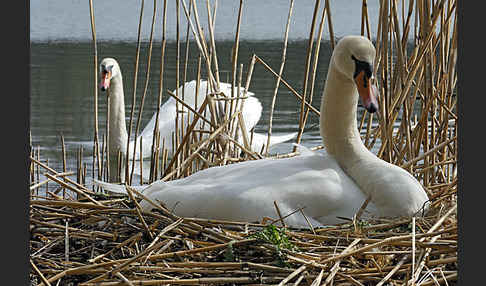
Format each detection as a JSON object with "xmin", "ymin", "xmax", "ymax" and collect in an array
[
  {"xmin": 31, "ymin": 0, "xmax": 384, "ymax": 42},
  {"xmin": 30, "ymin": 1, "xmax": 404, "ymax": 187}
]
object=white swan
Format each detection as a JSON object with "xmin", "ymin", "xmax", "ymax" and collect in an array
[
  {"xmin": 95, "ymin": 36, "xmax": 429, "ymax": 228},
  {"xmin": 99, "ymin": 58, "xmax": 297, "ymax": 179}
]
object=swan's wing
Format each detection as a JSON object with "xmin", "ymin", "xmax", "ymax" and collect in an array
[
  {"xmin": 241, "ymin": 95, "xmax": 262, "ymax": 132},
  {"xmin": 93, "ymin": 179, "xmax": 146, "ymax": 194},
  {"xmin": 138, "ymin": 153, "xmax": 366, "ymax": 227}
]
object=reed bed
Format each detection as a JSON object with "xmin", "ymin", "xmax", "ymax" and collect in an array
[
  {"xmin": 29, "ymin": 180, "xmax": 456, "ymax": 285},
  {"xmin": 30, "ymin": 0, "xmax": 458, "ymax": 284}
]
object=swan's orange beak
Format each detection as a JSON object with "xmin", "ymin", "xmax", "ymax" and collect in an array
[
  {"xmin": 100, "ymin": 71, "xmax": 112, "ymax": 92},
  {"xmin": 354, "ymin": 70, "xmax": 378, "ymax": 113}
]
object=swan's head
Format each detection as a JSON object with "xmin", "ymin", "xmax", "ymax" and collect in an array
[
  {"xmin": 99, "ymin": 58, "xmax": 121, "ymax": 92},
  {"xmin": 332, "ymin": 36, "xmax": 378, "ymax": 113}
]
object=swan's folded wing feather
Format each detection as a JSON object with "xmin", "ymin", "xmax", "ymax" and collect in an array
[
  {"xmin": 241, "ymin": 96, "xmax": 263, "ymax": 132},
  {"xmin": 92, "ymin": 179, "xmax": 145, "ymax": 195}
]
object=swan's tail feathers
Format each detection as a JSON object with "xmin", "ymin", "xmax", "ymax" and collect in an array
[
  {"xmin": 292, "ymin": 143, "xmax": 315, "ymax": 156},
  {"xmin": 93, "ymin": 179, "xmax": 145, "ymax": 195},
  {"xmin": 248, "ymin": 132, "xmax": 297, "ymax": 152}
]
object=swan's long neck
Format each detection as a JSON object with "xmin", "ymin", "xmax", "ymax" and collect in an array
[
  {"xmin": 107, "ymin": 73, "xmax": 128, "ymax": 165},
  {"xmin": 320, "ymin": 58, "xmax": 379, "ymax": 195}
]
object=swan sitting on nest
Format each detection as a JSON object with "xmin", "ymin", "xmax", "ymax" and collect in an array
[{"xmin": 95, "ymin": 36, "xmax": 429, "ymax": 228}]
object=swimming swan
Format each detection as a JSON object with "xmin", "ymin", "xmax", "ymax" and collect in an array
[
  {"xmin": 99, "ymin": 58, "xmax": 296, "ymax": 180},
  {"xmin": 95, "ymin": 36, "xmax": 429, "ymax": 228}
]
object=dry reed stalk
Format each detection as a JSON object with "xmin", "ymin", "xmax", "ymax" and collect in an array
[
  {"xmin": 128, "ymin": 0, "xmax": 158, "ymax": 184},
  {"xmin": 217, "ymin": 0, "xmax": 243, "ymax": 164},
  {"xmin": 36, "ymin": 146, "xmax": 40, "ymax": 196},
  {"xmin": 44, "ymin": 173, "xmax": 103, "ymax": 206},
  {"xmin": 174, "ymin": 0, "xmax": 182, "ymax": 177},
  {"xmin": 294, "ymin": 0, "xmax": 322, "ymax": 152},
  {"xmin": 163, "ymin": 110, "xmax": 241, "ymax": 180},
  {"xmin": 88, "ymin": 0, "xmax": 101, "ymax": 183},
  {"xmin": 76, "ymin": 146, "xmax": 83, "ymax": 185},
  {"xmin": 229, "ymin": 0, "xmax": 243, "ymax": 111},
  {"xmin": 30, "ymin": 172, "xmax": 74, "ymax": 192},
  {"xmin": 233, "ymin": 55, "xmax": 258, "ymax": 153},
  {"xmin": 150, "ymin": 0, "xmax": 168, "ymax": 183},
  {"xmin": 167, "ymin": 90, "xmax": 215, "ymax": 128},
  {"xmin": 322, "ymin": 238, "xmax": 361, "ymax": 286},
  {"xmin": 30, "ymin": 259, "xmax": 52, "ymax": 286},
  {"xmin": 179, "ymin": 0, "xmax": 195, "ymax": 174},
  {"xmin": 359, "ymin": 0, "xmax": 457, "ymax": 197},
  {"xmin": 408, "ymin": 203, "xmax": 456, "ymax": 285},
  {"xmin": 31, "ymin": 200, "xmax": 110, "ymax": 210},
  {"xmin": 254, "ymin": 55, "xmax": 320, "ymax": 116},
  {"xmin": 180, "ymin": 0, "xmax": 211, "ymax": 81},
  {"xmin": 125, "ymin": 184, "xmax": 154, "ymax": 239},
  {"xmin": 163, "ymin": 96, "xmax": 209, "ymax": 177},
  {"xmin": 83, "ymin": 239, "xmax": 170, "ymax": 284},
  {"xmin": 300, "ymin": 1, "xmax": 329, "ymax": 149},
  {"xmin": 124, "ymin": 0, "xmax": 145, "ymax": 185},
  {"xmin": 265, "ymin": 0, "xmax": 295, "ymax": 155},
  {"xmin": 30, "ymin": 156, "xmax": 97, "ymax": 196},
  {"xmin": 324, "ymin": 0, "xmax": 335, "ymax": 49},
  {"xmin": 59, "ymin": 134, "xmax": 67, "ymax": 198},
  {"xmin": 105, "ymin": 90, "xmax": 111, "ymax": 181},
  {"xmin": 89, "ymin": 233, "xmax": 143, "ymax": 263},
  {"xmin": 206, "ymin": 0, "xmax": 220, "ymax": 87}
]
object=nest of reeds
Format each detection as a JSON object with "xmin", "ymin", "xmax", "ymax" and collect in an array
[
  {"xmin": 29, "ymin": 186, "xmax": 456, "ymax": 286},
  {"xmin": 30, "ymin": 0, "xmax": 458, "ymax": 285}
]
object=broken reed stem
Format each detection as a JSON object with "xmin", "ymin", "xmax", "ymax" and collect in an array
[{"xmin": 60, "ymin": 134, "xmax": 67, "ymax": 199}]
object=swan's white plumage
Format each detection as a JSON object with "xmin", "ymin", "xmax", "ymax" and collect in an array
[
  {"xmin": 96, "ymin": 36, "xmax": 429, "ymax": 228},
  {"xmin": 137, "ymin": 149, "xmax": 377, "ymax": 228}
]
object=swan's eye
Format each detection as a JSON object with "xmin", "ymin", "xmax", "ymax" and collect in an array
[
  {"xmin": 351, "ymin": 55, "xmax": 373, "ymax": 79},
  {"xmin": 101, "ymin": 64, "xmax": 114, "ymax": 74}
]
